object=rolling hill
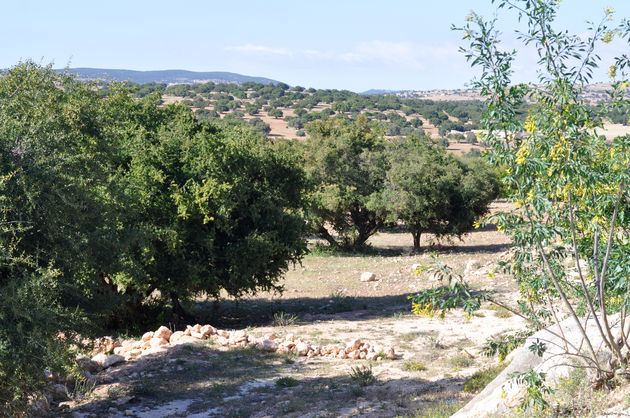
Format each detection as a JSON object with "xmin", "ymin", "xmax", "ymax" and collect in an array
[{"xmin": 55, "ymin": 68, "xmax": 282, "ymax": 85}]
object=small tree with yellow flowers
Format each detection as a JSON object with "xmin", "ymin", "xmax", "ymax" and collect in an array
[{"xmin": 413, "ymin": 0, "xmax": 629, "ymax": 394}]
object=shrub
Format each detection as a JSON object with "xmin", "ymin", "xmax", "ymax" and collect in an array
[
  {"xmin": 275, "ymin": 376, "xmax": 299, "ymax": 388},
  {"xmin": 349, "ymin": 365, "xmax": 376, "ymax": 386},
  {"xmin": 402, "ymin": 360, "xmax": 428, "ymax": 372},
  {"xmin": 456, "ymin": 0, "xmax": 630, "ymax": 386}
]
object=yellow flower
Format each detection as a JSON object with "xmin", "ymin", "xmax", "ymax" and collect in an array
[
  {"xmin": 524, "ymin": 116, "xmax": 537, "ymax": 134},
  {"xmin": 526, "ymin": 189, "xmax": 535, "ymax": 202},
  {"xmin": 609, "ymin": 64, "xmax": 618, "ymax": 80},
  {"xmin": 602, "ymin": 31, "xmax": 614, "ymax": 44},
  {"xmin": 515, "ymin": 144, "xmax": 529, "ymax": 165}
]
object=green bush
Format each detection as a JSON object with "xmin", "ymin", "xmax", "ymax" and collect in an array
[{"xmin": 0, "ymin": 62, "xmax": 309, "ymax": 412}]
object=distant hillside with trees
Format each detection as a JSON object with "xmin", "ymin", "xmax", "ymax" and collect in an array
[{"xmin": 57, "ymin": 68, "xmax": 281, "ymax": 85}]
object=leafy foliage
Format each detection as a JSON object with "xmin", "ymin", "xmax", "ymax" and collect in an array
[
  {"xmin": 509, "ymin": 369, "xmax": 553, "ymax": 412},
  {"xmin": 456, "ymin": 0, "xmax": 630, "ymax": 377},
  {"xmin": 481, "ymin": 331, "xmax": 531, "ymax": 362},
  {"xmin": 0, "ymin": 62, "xmax": 308, "ymax": 413},
  {"xmin": 303, "ymin": 116, "xmax": 389, "ymax": 248},
  {"xmin": 380, "ymin": 137, "xmax": 499, "ymax": 249},
  {"xmin": 409, "ymin": 259, "xmax": 491, "ymax": 317}
]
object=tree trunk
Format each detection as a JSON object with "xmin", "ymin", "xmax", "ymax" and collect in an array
[
  {"xmin": 317, "ymin": 224, "xmax": 339, "ymax": 247},
  {"xmin": 411, "ymin": 230, "xmax": 421, "ymax": 252},
  {"xmin": 170, "ymin": 291, "xmax": 195, "ymax": 326}
]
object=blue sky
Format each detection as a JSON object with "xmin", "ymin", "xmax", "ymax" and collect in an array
[{"xmin": 3, "ymin": 1, "xmax": 629, "ymax": 91}]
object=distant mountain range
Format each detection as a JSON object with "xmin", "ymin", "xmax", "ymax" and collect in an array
[
  {"xmin": 360, "ymin": 89, "xmax": 399, "ymax": 95},
  {"xmin": 55, "ymin": 68, "xmax": 282, "ymax": 85}
]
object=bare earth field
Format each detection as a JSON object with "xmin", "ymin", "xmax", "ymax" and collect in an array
[
  {"xmin": 597, "ymin": 123, "xmax": 630, "ymax": 141},
  {"xmin": 60, "ymin": 202, "xmax": 529, "ymax": 418}
]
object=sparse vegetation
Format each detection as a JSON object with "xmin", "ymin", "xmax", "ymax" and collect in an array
[
  {"xmin": 463, "ymin": 364, "xmax": 506, "ymax": 394},
  {"xmin": 273, "ymin": 311, "xmax": 299, "ymax": 327},
  {"xmin": 275, "ymin": 376, "xmax": 299, "ymax": 388},
  {"xmin": 403, "ymin": 360, "xmax": 428, "ymax": 372},
  {"xmin": 417, "ymin": 400, "xmax": 466, "ymax": 418},
  {"xmin": 448, "ymin": 353, "xmax": 475, "ymax": 369},
  {"xmin": 349, "ymin": 364, "xmax": 376, "ymax": 386}
]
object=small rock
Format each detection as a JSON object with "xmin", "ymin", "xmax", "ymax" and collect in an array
[
  {"xmin": 113, "ymin": 345, "xmax": 134, "ymax": 356},
  {"xmin": 140, "ymin": 346, "xmax": 167, "ymax": 356},
  {"xmin": 58, "ymin": 400, "xmax": 75, "ymax": 409},
  {"xmin": 386, "ymin": 347, "xmax": 396, "ymax": 360},
  {"xmin": 169, "ymin": 331, "xmax": 184, "ymax": 344},
  {"xmin": 154, "ymin": 326, "xmax": 172, "ymax": 341},
  {"xmin": 77, "ymin": 356, "xmax": 101, "ymax": 373},
  {"xmin": 200, "ymin": 324, "xmax": 216, "ymax": 337},
  {"xmin": 125, "ymin": 349, "xmax": 142, "ymax": 359},
  {"xmin": 171, "ymin": 335, "xmax": 198, "ymax": 346},
  {"xmin": 92, "ymin": 353, "xmax": 125, "ymax": 369},
  {"xmin": 360, "ymin": 272, "xmax": 377, "ymax": 282},
  {"xmin": 296, "ymin": 341, "xmax": 310, "ymax": 356},
  {"xmin": 149, "ymin": 337, "xmax": 169, "ymax": 348},
  {"xmin": 141, "ymin": 331, "xmax": 154, "ymax": 342},
  {"xmin": 346, "ymin": 338, "xmax": 362, "ymax": 351},
  {"xmin": 259, "ymin": 339, "xmax": 278, "ymax": 352}
]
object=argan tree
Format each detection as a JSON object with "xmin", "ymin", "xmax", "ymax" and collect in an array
[
  {"xmin": 303, "ymin": 116, "xmax": 389, "ymax": 248},
  {"xmin": 380, "ymin": 137, "xmax": 498, "ymax": 250}
]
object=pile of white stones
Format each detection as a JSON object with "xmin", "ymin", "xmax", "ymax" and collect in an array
[{"xmin": 87, "ymin": 324, "xmax": 397, "ymax": 372}]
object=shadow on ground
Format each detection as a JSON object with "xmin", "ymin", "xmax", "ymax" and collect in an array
[
  {"xmin": 60, "ymin": 342, "xmax": 468, "ymax": 418},
  {"xmin": 194, "ymin": 293, "xmax": 415, "ymax": 329}
]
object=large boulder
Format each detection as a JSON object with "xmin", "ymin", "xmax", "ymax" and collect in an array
[{"xmin": 452, "ymin": 314, "xmax": 619, "ymax": 417}]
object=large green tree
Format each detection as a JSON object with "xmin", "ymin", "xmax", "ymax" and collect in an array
[
  {"xmin": 303, "ymin": 116, "xmax": 389, "ymax": 248},
  {"xmin": 380, "ymin": 138, "xmax": 499, "ymax": 250},
  {"xmin": 0, "ymin": 62, "xmax": 308, "ymax": 413}
]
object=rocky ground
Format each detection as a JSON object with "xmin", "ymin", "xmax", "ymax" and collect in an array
[{"xmin": 45, "ymin": 202, "xmax": 533, "ymax": 418}]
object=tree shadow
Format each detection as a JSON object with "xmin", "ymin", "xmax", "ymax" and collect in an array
[
  {"xmin": 59, "ymin": 343, "xmax": 469, "ymax": 417},
  {"xmin": 194, "ymin": 293, "xmax": 416, "ymax": 329},
  {"xmin": 420, "ymin": 242, "xmax": 511, "ymax": 255}
]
